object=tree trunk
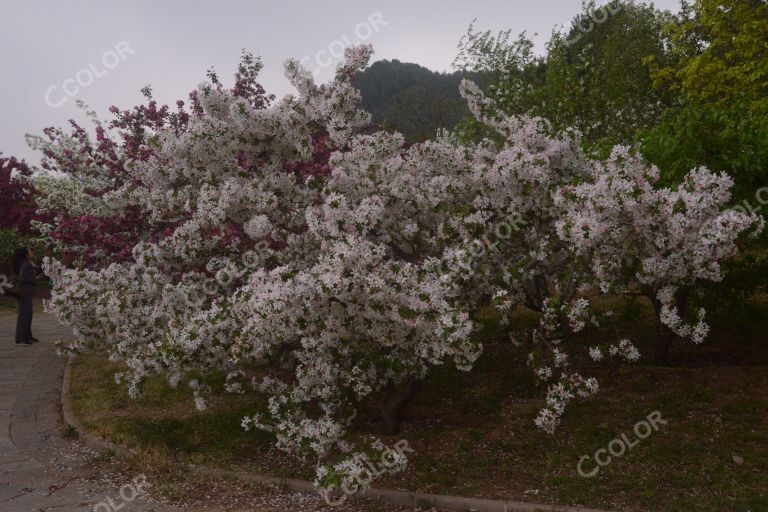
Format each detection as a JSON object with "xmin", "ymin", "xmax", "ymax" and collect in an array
[
  {"xmin": 650, "ymin": 292, "xmax": 688, "ymax": 365},
  {"xmin": 381, "ymin": 378, "xmax": 423, "ymax": 435},
  {"xmin": 653, "ymin": 323, "xmax": 675, "ymax": 365},
  {"xmin": 523, "ymin": 273, "xmax": 548, "ymax": 312}
]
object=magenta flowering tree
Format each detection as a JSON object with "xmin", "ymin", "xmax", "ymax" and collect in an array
[
  {"xmin": 0, "ymin": 155, "xmax": 37, "ymax": 233},
  {"xmin": 0, "ymin": 155, "xmax": 41, "ymax": 274},
  {"xmin": 28, "ymin": 50, "xmax": 275, "ymax": 267}
]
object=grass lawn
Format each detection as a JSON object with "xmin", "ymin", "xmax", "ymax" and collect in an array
[{"xmin": 68, "ymin": 300, "xmax": 768, "ymax": 512}]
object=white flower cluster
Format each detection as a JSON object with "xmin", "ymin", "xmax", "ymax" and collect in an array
[{"xmin": 41, "ymin": 46, "xmax": 762, "ymax": 491}]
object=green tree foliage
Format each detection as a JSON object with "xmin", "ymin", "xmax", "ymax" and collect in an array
[
  {"xmin": 454, "ymin": 1, "xmax": 673, "ymax": 151},
  {"xmin": 543, "ymin": 1, "xmax": 673, "ymax": 149},
  {"xmin": 381, "ymin": 85, "xmax": 468, "ymax": 141},
  {"xmin": 354, "ymin": 59, "xmax": 476, "ymax": 141},
  {"xmin": 453, "ymin": 22, "xmax": 546, "ymax": 142},
  {"xmin": 0, "ymin": 229, "xmax": 44, "ymax": 277},
  {"xmin": 641, "ymin": 0, "xmax": 768, "ymax": 199}
]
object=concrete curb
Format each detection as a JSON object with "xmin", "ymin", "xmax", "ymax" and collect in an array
[
  {"xmin": 61, "ymin": 356, "xmax": 612, "ymax": 512},
  {"xmin": 61, "ymin": 355, "xmax": 134, "ymax": 458}
]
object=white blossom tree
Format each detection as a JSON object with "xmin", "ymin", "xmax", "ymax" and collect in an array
[{"xmin": 41, "ymin": 45, "xmax": 763, "ymax": 496}]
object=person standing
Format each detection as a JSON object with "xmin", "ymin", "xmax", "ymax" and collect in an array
[{"xmin": 12, "ymin": 247, "xmax": 39, "ymax": 345}]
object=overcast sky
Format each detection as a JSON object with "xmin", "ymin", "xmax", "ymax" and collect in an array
[{"xmin": 0, "ymin": 0, "xmax": 682, "ymax": 165}]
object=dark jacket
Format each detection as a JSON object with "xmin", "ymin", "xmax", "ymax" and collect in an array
[{"xmin": 17, "ymin": 260, "xmax": 37, "ymax": 297}]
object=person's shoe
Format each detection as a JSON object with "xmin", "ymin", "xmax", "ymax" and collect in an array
[
  {"xmin": 15, "ymin": 340, "xmax": 32, "ymax": 345},
  {"xmin": 29, "ymin": 337, "xmax": 39, "ymax": 342}
]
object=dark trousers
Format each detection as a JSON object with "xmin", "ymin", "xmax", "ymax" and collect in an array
[{"xmin": 15, "ymin": 295, "xmax": 33, "ymax": 342}]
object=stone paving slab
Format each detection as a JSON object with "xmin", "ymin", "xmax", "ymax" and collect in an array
[{"xmin": 0, "ymin": 311, "xmax": 181, "ymax": 512}]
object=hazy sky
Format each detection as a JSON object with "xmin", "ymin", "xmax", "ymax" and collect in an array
[{"xmin": 0, "ymin": 0, "xmax": 682, "ymax": 165}]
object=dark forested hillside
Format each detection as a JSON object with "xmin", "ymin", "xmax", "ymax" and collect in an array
[{"xmin": 354, "ymin": 59, "xmax": 481, "ymax": 141}]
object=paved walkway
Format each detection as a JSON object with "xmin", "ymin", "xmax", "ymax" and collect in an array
[{"xmin": 0, "ymin": 309, "xmax": 179, "ymax": 512}]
